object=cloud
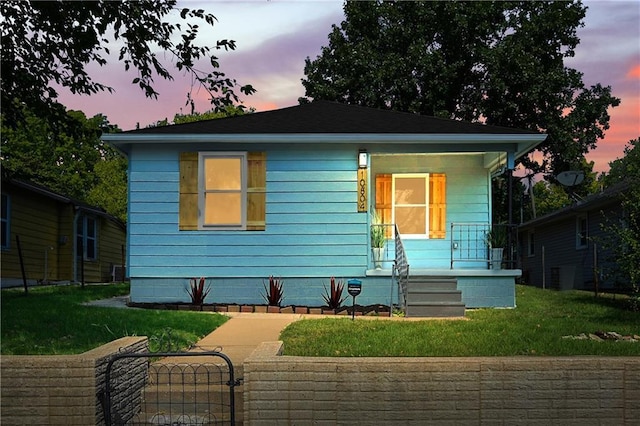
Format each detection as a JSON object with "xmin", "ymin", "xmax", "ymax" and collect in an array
[
  {"xmin": 569, "ymin": 1, "xmax": 640, "ymax": 173},
  {"xmin": 215, "ymin": 10, "xmax": 342, "ymax": 109},
  {"xmin": 54, "ymin": 0, "xmax": 637, "ymax": 174}
]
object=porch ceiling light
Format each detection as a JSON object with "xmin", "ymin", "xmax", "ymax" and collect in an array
[{"xmin": 358, "ymin": 150, "xmax": 368, "ymax": 168}]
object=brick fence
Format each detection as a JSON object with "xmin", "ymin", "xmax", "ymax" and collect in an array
[
  {"xmin": 1, "ymin": 336, "xmax": 148, "ymax": 425},
  {"xmin": 2, "ymin": 338, "xmax": 638, "ymax": 424},
  {"xmin": 243, "ymin": 341, "xmax": 640, "ymax": 425}
]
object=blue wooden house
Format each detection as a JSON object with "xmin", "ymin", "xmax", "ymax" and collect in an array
[{"xmin": 104, "ymin": 101, "xmax": 545, "ymax": 316}]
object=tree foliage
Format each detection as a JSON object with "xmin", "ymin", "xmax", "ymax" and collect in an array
[
  {"xmin": 146, "ymin": 104, "xmax": 254, "ymax": 128},
  {"xmin": 302, "ymin": 1, "xmax": 620, "ymax": 180},
  {"xmin": 593, "ymin": 138, "xmax": 640, "ymax": 306},
  {"xmin": 1, "ymin": 109, "xmax": 127, "ymax": 222},
  {"xmin": 85, "ymin": 154, "xmax": 128, "ymax": 223},
  {"xmin": 0, "ymin": 0, "xmax": 255, "ymax": 129},
  {"xmin": 601, "ymin": 138, "xmax": 640, "ymax": 187}
]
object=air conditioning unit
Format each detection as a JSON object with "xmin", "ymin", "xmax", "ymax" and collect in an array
[{"xmin": 112, "ymin": 265, "xmax": 127, "ymax": 282}]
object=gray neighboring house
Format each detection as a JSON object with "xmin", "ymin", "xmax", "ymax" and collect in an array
[{"xmin": 518, "ymin": 182, "xmax": 628, "ymax": 292}]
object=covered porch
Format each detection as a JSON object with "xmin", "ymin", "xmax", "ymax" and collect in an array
[
  {"xmin": 360, "ymin": 148, "xmax": 523, "ymax": 316},
  {"xmin": 365, "ymin": 222, "xmax": 521, "ymax": 316}
]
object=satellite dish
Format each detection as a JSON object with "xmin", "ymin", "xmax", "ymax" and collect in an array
[{"xmin": 556, "ymin": 171, "xmax": 585, "ymax": 187}]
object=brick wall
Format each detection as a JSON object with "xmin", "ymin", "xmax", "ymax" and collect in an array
[
  {"xmin": 244, "ymin": 342, "xmax": 640, "ymax": 425},
  {"xmin": 1, "ymin": 337, "xmax": 148, "ymax": 425}
]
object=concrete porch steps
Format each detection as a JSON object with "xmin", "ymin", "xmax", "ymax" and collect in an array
[{"xmin": 404, "ymin": 276, "xmax": 465, "ymax": 317}]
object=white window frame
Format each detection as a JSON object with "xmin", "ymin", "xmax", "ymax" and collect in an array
[
  {"xmin": 1, "ymin": 193, "xmax": 10, "ymax": 250},
  {"xmin": 576, "ymin": 215, "xmax": 588, "ymax": 249},
  {"xmin": 198, "ymin": 152, "xmax": 247, "ymax": 230},
  {"xmin": 391, "ymin": 173, "xmax": 430, "ymax": 239},
  {"xmin": 77, "ymin": 215, "xmax": 98, "ymax": 261}
]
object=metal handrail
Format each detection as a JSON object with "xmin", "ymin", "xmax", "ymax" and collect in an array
[{"xmin": 393, "ymin": 224, "xmax": 409, "ymax": 314}]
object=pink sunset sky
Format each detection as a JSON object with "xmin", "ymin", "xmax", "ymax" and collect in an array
[{"xmin": 58, "ymin": 0, "xmax": 639, "ymax": 174}]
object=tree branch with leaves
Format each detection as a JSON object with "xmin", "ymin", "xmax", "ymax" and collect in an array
[
  {"xmin": 301, "ymin": 1, "xmax": 619, "ymax": 182},
  {"xmin": 0, "ymin": 0, "xmax": 255, "ymax": 129}
]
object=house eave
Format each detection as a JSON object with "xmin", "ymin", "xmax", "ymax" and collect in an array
[
  {"xmin": 518, "ymin": 181, "xmax": 629, "ymax": 230},
  {"xmin": 103, "ymin": 133, "xmax": 546, "ymax": 158}
]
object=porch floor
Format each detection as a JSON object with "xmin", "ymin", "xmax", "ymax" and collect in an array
[{"xmin": 365, "ymin": 268, "xmax": 522, "ymax": 278}]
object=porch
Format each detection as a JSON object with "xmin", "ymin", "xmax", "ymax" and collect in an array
[{"xmin": 367, "ymin": 223, "xmax": 521, "ymax": 316}]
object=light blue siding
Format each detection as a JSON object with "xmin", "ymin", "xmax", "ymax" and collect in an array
[
  {"xmin": 371, "ymin": 154, "xmax": 490, "ymax": 269},
  {"xmin": 458, "ymin": 277, "xmax": 516, "ymax": 308},
  {"xmin": 127, "ymin": 144, "xmax": 368, "ymax": 290},
  {"xmin": 127, "ymin": 146, "xmax": 502, "ymax": 305},
  {"xmin": 130, "ymin": 276, "xmax": 395, "ymax": 306}
]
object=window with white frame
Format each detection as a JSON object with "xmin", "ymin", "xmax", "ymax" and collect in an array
[
  {"xmin": 375, "ymin": 173, "xmax": 446, "ymax": 239},
  {"xmin": 198, "ymin": 152, "xmax": 247, "ymax": 230},
  {"xmin": 77, "ymin": 215, "xmax": 97, "ymax": 260},
  {"xmin": 1, "ymin": 194, "xmax": 9, "ymax": 249},
  {"xmin": 393, "ymin": 174, "xmax": 429, "ymax": 237},
  {"xmin": 576, "ymin": 215, "xmax": 588, "ymax": 249}
]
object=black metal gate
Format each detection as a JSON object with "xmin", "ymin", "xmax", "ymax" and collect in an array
[{"xmin": 103, "ymin": 351, "xmax": 239, "ymax": 425}]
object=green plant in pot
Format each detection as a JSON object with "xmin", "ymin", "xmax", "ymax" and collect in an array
[
  {"xmin": 486, "ymin": 225, "xmax": 507, "ymax": 270},
  {"xmin": 371, "ymin": 210, "xmax": 386, "ymax": 269}
]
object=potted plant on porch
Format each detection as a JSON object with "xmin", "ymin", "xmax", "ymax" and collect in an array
[
  {"xmin": 486, "ymin": 225, "xmax": 507, "ymax": 270},
  {"xmin": 371, "ymin": 210, "xmax": 386, "ymax": 269}
]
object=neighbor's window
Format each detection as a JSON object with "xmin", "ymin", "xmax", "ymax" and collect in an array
[
  {"xmin": 376, "ymin": 173, "xmax": 446, "ymax": 239},
  {"xmin": 1, "ymin": 194, "xmax": 9, "ymax": 249},
  {"xmin": 199, "ymin": 152, "xmax": 247, "ymax": 230},
  {"xmin": 527, "ymin": 230, "xmax": 535, "ymax": 256},
  {"xmin": 77, "ymin": 215, "xmax": 97, "ymax": 261},
  {"xmin": 576, "ymin": 215, "xmax": 588, "ymax": 249}
]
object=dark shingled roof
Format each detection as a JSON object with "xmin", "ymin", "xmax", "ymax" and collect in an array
[{"xmin": 126, "ymin": 101, "xmax": 538, "ymax": 135}]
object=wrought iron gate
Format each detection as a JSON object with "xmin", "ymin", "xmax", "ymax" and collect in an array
[{"xmin": 103, "ymin": 351, "xmax": 239, "ymax": 425}]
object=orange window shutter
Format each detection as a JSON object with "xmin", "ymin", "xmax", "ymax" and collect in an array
[
  {"xmin": 179, "ymin": 152, "xmax": 199, "ymax": 230},
  {"xmin": 375, "ymin": 174, "xmax": 392, "ymax": 237},
  {"xmin": 247, "ymin": 152, "xmax": 266, "ymax": 231},
  {"xmin": 429, "ymin": 173, "xmax": 446, "ymax": 239}
]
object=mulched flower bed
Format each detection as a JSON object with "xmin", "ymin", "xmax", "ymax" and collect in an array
[{"xmin": 127, "ymin": 301, "xmax": 392, "ymax": 316}]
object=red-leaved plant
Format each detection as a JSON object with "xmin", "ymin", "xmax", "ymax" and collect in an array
[
  {"xmin": 323, "ymin": 277, "xmax": 346, "ymax": 310},
  {"xmin": 263, "ymin": 276, "xmax": 284, "ymax": 306},
  {"xmin": 187, "ymin": 277, "xmax": 211, "ymax": 305}
]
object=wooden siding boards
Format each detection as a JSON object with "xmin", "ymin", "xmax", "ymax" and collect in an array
[
  {"xmin": 521, "ymin": 217, "xmax": 594, "ymax": 290},
  {"xmin": 371, "ymin": 154, "xmax": 490, "ymax": 269},
  {"xmin": 1, "ymin": 180, "xmax": 126, "ymax": 286},
  {"xmin": 519, "ymin": 191, "xmax": 623, "ymax": 291},
  {"xmin": 108, "ymin": 102, "xmax": 548, "ymax": 305},
  {"xmin": 127, "ymin": 148, "xmax": 494, "ymax": 280},
  {"xmin": 1, "ymin": 189, "xmax": 61, "ymax": 283},
  {"xmin": 127, "ymin": 144, "xmax": 367, "ymax": 279}
]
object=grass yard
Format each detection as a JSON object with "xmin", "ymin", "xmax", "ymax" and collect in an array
[
  {"xmin": 280, "ymin": 285, "xmax": 640, "ymax": 357},
  {"xmin": 0, "ymin": 283, "xmax": 227, "ymax": 355}
]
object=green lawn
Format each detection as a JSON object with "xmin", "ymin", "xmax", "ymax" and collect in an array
[
  {"xmin": 1, "ymin": 283, "xmax": 227, "ymax": 355},
  {"xmin": 280, "ymin": 285, "xmax": 640, "ymax": 356}
]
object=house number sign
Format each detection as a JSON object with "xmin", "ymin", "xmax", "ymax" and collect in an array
[{"xmin": 357, "ymin": 169, "xmax": 367, "ymax": 212}]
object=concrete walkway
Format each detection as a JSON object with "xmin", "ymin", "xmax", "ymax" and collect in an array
[{"xmin": 188, "ymin": 312, "xmax": 303, "ymax": 366}]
